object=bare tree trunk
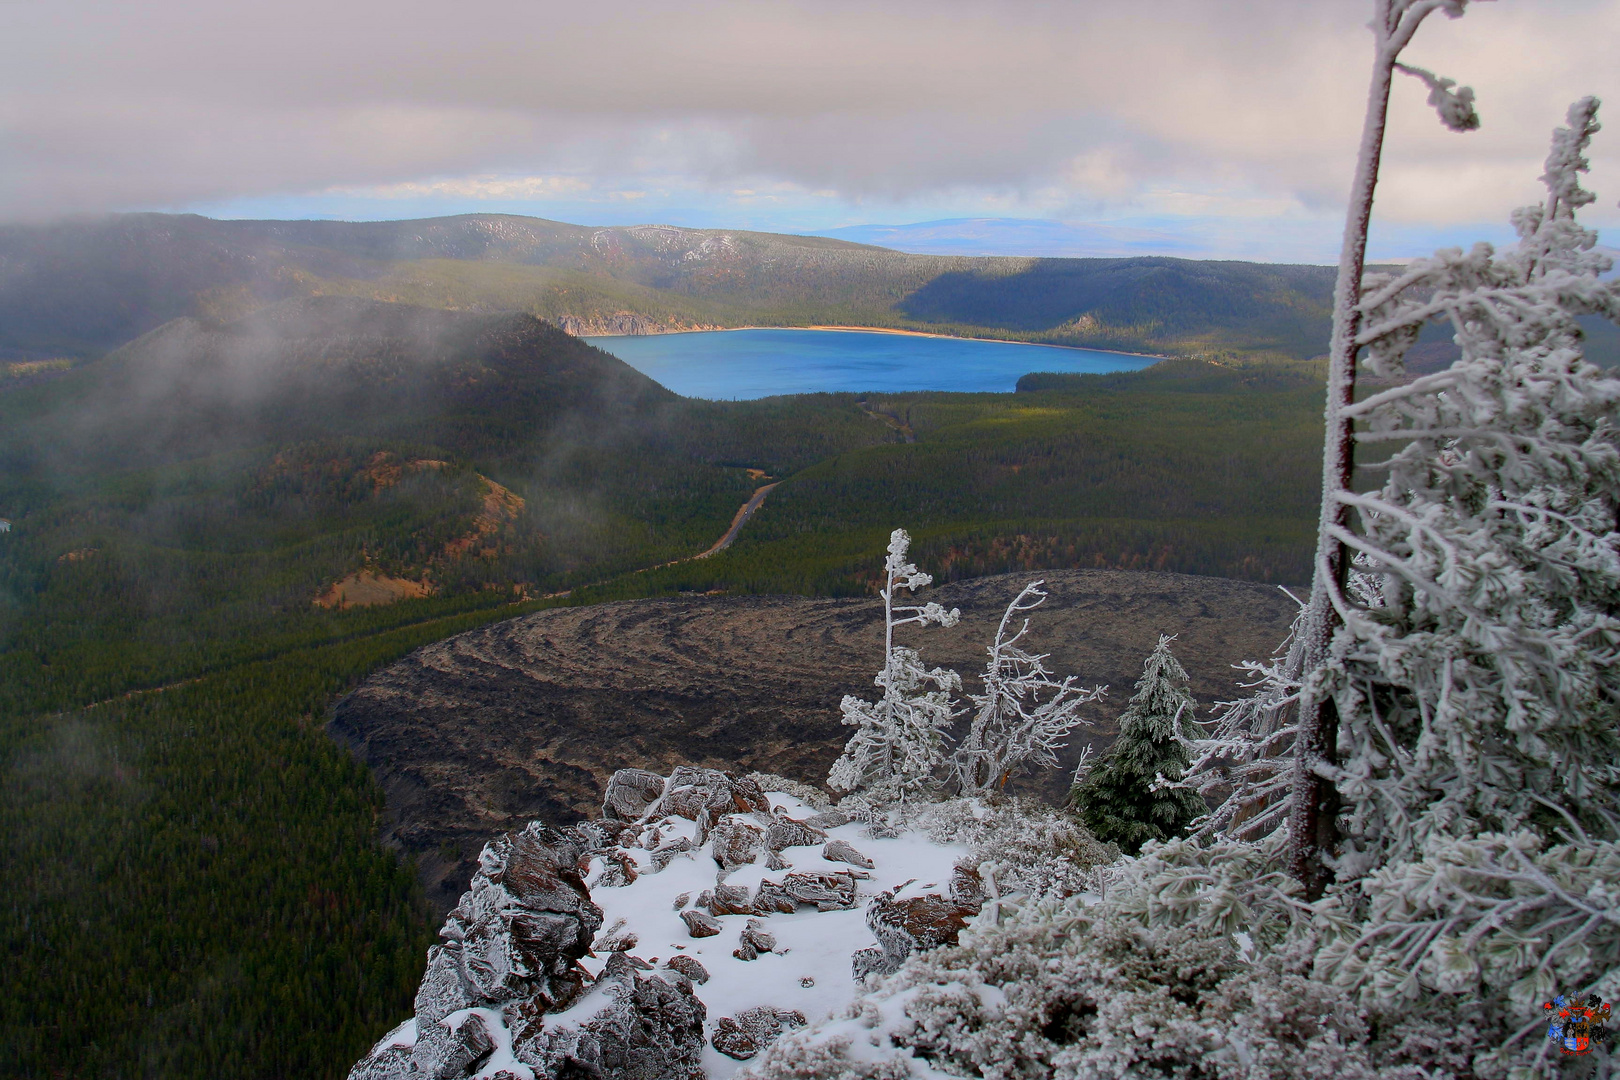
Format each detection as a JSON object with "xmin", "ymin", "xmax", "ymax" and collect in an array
[{"xmin": 1290, "ymin": 23, "xmax": 1399, "ymax": 900}]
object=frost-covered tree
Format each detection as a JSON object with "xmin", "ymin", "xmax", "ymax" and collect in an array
[
  {"xmin": 1182, "ymin": 592, "xmax": 1308, "ymax": 843},
  {"xmin": 1310, "ymin": 97, "xmax": 1620, "ymax": 879},
  {"xmin": 1292, "ymin": 0, "xmax": 1488, "ymax": 896},
  {"xmin": 951, "ymin": 581, "xmax": 1105, "ymax": 795},
  {"xmin": 1068, "ymin": 636, "xmax": 1205, "ymax": 855},
  {"xmin": 829, "ymin": 528, "xmax": 961, "ymax": 805},
  {"xmin": 1180, "ymin": 93, "xmax": 1620, "ymax": 1074}
]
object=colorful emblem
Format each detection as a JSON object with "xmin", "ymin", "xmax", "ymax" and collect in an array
[{"xmin": 1544, "ymin": 993, "xmax": 1613, "ymax": 1056}]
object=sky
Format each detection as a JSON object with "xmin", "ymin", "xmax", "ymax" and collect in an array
[{"xmin": 3, "ymin": 0, "xmax": 1618, "ymax": 263}]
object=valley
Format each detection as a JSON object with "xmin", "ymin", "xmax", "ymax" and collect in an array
[{"xmin": 0, "ymin": 291, "xmax": 1322, "ymax": 1078}]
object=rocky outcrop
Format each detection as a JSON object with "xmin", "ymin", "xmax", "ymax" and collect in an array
[
  {"xmin": 851, "ymin": 878, "xmax": 985, "ymax": 981},
  {"xmin": 554, "ymin": 313, "xmax": 723, "ymax": 337},
  {"xmin": 347, "ymin": 816, "xmax": 707, "ymax": 1080},
  {"xmin": 350, "ymin": 764, "xmax": 1022, "ymax": 1079}
]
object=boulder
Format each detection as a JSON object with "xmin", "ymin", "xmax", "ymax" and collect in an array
[
  {"xmin": 702, "ymin": 882, "xmax": 754, "ymax": 916},
  {"xmin": 854, "ymin": 885, "xmax": 983, "ymax": 980},
  {"xmin": 663, "ymin": 955, "xmax": 710, "ymax": 984},
  {"xmin": 732, "ymin": 918, "xmax": 777, "ymax": 961},
  {"xmin": 804, "ymin": 809, "xmax": 851, "ymax": 830},
  {"xmin": 708, "ymin": 816, "xmax": 768, "ymax": 871},
  {"xmin": 822, "ymin": 838, "xmax": 875, "ymax": 869},
  {"xmin": 602, "ymin": 768, "xmax": 666, "ymax": 821},
  {"xmin": 781, "ymin": 870, "xmax": 859, "ymax": 911},
  {"xmin": 766, "ymin": 814, "xmax": 826, "ymax": 852},
  {"xmin": 522, "ymin": 968, "xmax": 707, "ymax": 1080},
  {"xmin": 652, "ymin": 767, "xmax": 741, "ymax": 820},
  {"xmin": 750, "ymin": 880, "xmax": 798, "ymax": 915},
  {"xmin": 600, "ymin": 951, "xmax": 654, "ymax": 980},
  {"xmin": 680, "ymin": 909, "xmax": 721, "ymax": 938},
  {"xmin": 710, "ymin": 1006, "xmax": 808, "ymax": 1061}
]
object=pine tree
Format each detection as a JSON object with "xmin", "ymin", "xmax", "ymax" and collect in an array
[
  {"xmin": 829, "ymin": 528, "xmax": 961, "ymax": 805},
  {"xmin": 1067, "ymin": 635, "xmax": 1205, "ymax": 854}
]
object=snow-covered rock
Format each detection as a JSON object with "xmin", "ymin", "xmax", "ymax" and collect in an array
[{"xmin": 348, "ymin": 767, "xmax": 1034, "ymax": 1080}]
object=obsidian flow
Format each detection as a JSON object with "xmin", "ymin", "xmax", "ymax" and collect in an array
[{"xmin": 328, "ymin": 568, "xmax": 1297, "ymax": 913}]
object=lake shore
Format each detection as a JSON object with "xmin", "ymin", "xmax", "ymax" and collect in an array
[{"xmin": 587, "ymin": 323, "xmax": 1176, "ymax": 362}]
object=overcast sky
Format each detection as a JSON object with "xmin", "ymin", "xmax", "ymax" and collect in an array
[{"xmin": 3, "ymin": 0, "xmax": 1617, "ymax": 261}]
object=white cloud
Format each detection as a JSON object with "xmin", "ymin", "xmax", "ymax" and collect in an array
[
  {"xmin": 0, "ymin": 0, "xmax": 1615, "ymax": 250},
  {"xmin": 342, "ymin": 175, "xmax": 593, "ymax": 200}
]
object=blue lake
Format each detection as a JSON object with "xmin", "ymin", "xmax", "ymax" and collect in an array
[{"xmin": 583, "ymin": 328, "xmax": 1157, "ymax": 400}]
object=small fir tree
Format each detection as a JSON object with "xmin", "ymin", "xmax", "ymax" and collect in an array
[
  {"xmin": 829, "ymin": 529, "xmax": 961, "ymax": 805},
  {"xmin": 1068, "ymin": 635, "xmax": 1205, "ymax": 854}
]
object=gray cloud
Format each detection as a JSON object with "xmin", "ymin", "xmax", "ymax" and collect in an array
[{"xmin": 2, "ymin": 0, "xmax": 1617, "ymax": 225}]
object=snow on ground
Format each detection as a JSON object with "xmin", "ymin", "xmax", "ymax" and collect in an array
[{"xmin": 578, "ymin": 793, "xmax": 969, "ymax": 1078}]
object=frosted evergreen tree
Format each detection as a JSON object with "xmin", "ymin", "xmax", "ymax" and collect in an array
[
  {"xmin": 1287, "ymin": 105, "xmax": 1620, "ymax": 1029},
  {"xmin": 1067, "ymin": 636, "xmax": 1205, "ymax": 855},
  {"xmin": 829, "ymin": 529, "xmax": 961, "ymax": 805},
  {"xmin": 1182, "ymin": 58, "xmax": 1620, "ymax": 1070},
  {"xmin": 1254, "ymin": 95, "xmax": 1620, "ymax": 883},
  {"xmin": 951, "ymin": 581, "xmax": 1105, "ymax": 795},
  {"xmin": 1290, "ymin": 0, "xmax": 1489, "ymax": 896}
]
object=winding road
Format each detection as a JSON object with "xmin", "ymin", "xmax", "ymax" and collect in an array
[{"xmin": 693, "ymin": 482, "xmax": 780, "ymax": 559}]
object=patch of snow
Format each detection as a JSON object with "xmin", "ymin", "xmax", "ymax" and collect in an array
[
  {"xmin": 586, "ymin": 802, "xmax": 969, "ymax": 1078},
  {"xmin": 439, "ymin": 1007, "xmax": 533, "ymax": 1080}
]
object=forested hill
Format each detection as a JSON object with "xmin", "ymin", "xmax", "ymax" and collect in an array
[
  {"xmin": 16, "ymin": 296, "xmax": 676, "ymax": 474},
  {"xmin": 0, "ymin": 212, "xmax": 1341, "ymax": 365}
]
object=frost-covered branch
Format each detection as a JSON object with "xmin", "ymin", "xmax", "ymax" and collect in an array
[
  {"xmin": 951, "ymin": 581, "xmax": 1104, "ymax": 795},
  {"xmin": 1313, "ymin": 832, "xmax": 1620, "ymax": 1015},
  {"xmin": 1182, "ymin": 591, "xmax": 1307, "ymax": 843}
]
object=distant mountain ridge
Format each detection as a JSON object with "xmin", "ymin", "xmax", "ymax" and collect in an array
[
  {"xmin": 0, "ymin": 212, "xmax": 1345, "ymax": 365},
  {"xmin": 809, "ymin": 217, "xmax": 1202, "ymax": 258}
]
